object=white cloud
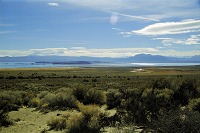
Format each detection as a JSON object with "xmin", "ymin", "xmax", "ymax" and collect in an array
[
  {"xmin": 0, "ymin": 47, "xmax": 158, "ymax": 57},
  {"xmin": 131, "ymin": 19, "xmax": 200, "ymax": 36},
  {"xmin": 1, "ymin": 47, "xmax": 199, "ymax": 57},
  {"xmin": 153, "ymin": 34, "xmax": 200, "ymax": 45},
  {"xmin": 47, "ymin": 2, "xmax": 59, "ymax": 7}
]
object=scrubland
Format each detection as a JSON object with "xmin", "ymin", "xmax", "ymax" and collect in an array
[{"xmin": 0, "ymin": 66, "xmax": 200, "ymax": 133}]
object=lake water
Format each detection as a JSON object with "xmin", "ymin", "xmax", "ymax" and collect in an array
[{"xmin": 0, "ymin": 62, "xmax": 199, "ymax": 68}]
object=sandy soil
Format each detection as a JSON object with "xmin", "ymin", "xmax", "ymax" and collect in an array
[
  {"xmin": 0, "ymin": 107, "xmax": 65, "ymax": 133},
  {"xmin": 0, "ymin": 107, "xmax": 144, "ymax": 133}
]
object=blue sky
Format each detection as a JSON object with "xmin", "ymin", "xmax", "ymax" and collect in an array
[{"xmin": 0, "ymin": 0, "xmax": 200, "ymax": 57}]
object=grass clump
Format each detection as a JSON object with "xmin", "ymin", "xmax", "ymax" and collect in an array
[
  {"xmin": 48, "ymin": 116, "xmax": 67, "ymax": 131},
  {"xmin": 66, "ymin": 111, "xmax": 85, "ymax": 133}
]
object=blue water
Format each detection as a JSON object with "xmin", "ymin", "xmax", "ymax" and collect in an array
[{"xmin": 0, "ymin": 62, "xmax": 199, "ymax": 68}]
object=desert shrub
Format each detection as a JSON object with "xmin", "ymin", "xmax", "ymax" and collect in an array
[
  {"xmin": 0, "ymin": 91, "xmax": 30, "ymax": 127},
  {"xmin": 151, "ymin": 109, "xmax": 200, "ymax": 133},
  {"xmin": 54, "ymin": 92, "xmax": 77, "ymax": 109},
  {"xmin": 40, "ymin": 93, "xmax": 57, "ymax": 108},
  {"xmin": 0, "ymin": 110, "xmax": 13, "ymax": 127},
  {"xmin": 73, "ymin": 85, "xmax": 89, "ymax": 102},
  {"xmin": 84, "ymin": 89, "xmax": 106, "ymax": 105},
  {"xmin": 152, "ymin": 78, "xmax": 171, "ymax": 89},
  {"xmin": 6, "ymin": 76, "xmax": 16, "ymax": 79},
  {"xmin": 119, "ymin": 88, "xmax": 147, "ymax": 124},
  {"xmin": 73, "ymin": 85, "xmax": 106, "ymax": 105},
  {"xmin": 154, "ymin": 88, "xmax": 174, "ymax": 107},
  {"xmin": 188, "ymin": 98, "xmax": 200, "ymax": 112},
  {"xmin": 37, "ymin": 91, "xmax": 49, "ymax": 99},
  {"xmin": 66, "ymin": 111, "xmax": 85, "ymax": 133},
  {"xmin": 173, "ymin": 79, "xmax": 198, "ymax": 105},
  {"xmin": 40, "ymin": 92, "xmax": 77, "ymax": 110},
  {"xmin": 141, "ymin": 88, "xmax": 175, "ymax": 122},
  {"xmin": 103, "ymin": 126, "xmax": 136, "ymax": 133},
  {"xmin": 107, "ymin": 89, "xmax": 122, "ymax": 109},
  {"xmin": 76, "ymin": 102, "xmax": 107, "ymax": 132},
  {"xmin": 30, "ymin": 97, "xmax": 41, "ymax": 107},
  {"xmin": 0, "ymin": 91, "xmax": 23, "ymax": 112},
  {"xmin": 48, "ymin": 116, "xmax": 66, "ymax": 130},
  {"xmin": 48, "ymin": 103, "xmax": 108, "ymax": 133}
]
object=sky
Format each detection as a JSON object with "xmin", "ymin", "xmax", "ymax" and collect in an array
[{"xmin": 0, "ymin": 0, "xmax": 200, "ymax": 57}]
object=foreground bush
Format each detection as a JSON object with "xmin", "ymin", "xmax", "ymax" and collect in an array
[
  {"xmin": 151, "ymin": 108, "xmax": 200, "ymax": 133},
  {"xmin": 173, "ymin": 79, "xmax": 199, "ymax": 105},
  {"xmin": 48, "ymin": 102, "xmax": 108, "ymax": 133},
  {"xmin": 0, "ymin": 91, "xmax": 34, "ymax": 127},
  {"xmin": 188, "ymin": 98, "xmax": 200, "ymax": 112},
  {"xmin": 0, "ymin": 110, "xmax": 13, "ymax": 127}
]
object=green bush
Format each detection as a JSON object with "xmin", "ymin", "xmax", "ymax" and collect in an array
[
  {"xmin": 73, "ymin": 85, "xmax": 106, "ymax": 105},
  {"xmin": 173, "ymin": 79, "xmax": 198, "ymax": 105},
  {"xmin": 40, "ymin": 92, "xmax": 77, "ymax": 110},
  {"xmin": 48, "ymin": 103, "xmax": 108, "ymax": 133},
  {"xmin": 152, "ymin": 78, "xmax": 171, "ymax": 89},
  {"xmin": 188, "ymin": 98, "xmax": 200, "ymax": 112},
  {"xmin": 40, "ymin": 93, "xmax": 57, "ymax": 108},
  {"xmin": 0, "ymin": 110, "xmax": 13, "ymax": 127},
  {"xmin": 55, "ymin": 92, "xmax": 77, "ymax": 109},
  {"xmin": 107, "ymin": 89, "xmax": 122, "ymax": 109},
  {"xmin": 30, "ymin": 97, "xmax": 41, "ymax": 107},
  {"xmin": 73, "ymin": 85, "xmax": 89, "ymax": 102},
  {"xmin": 151, "ymin": 109, "xmax": 200, "ymax": 133},
  {"xmin": 37, "ymin": 91, "xmax": 49, "ymax": 99},
  {"xmin": 84, "ymin": 89, "xmax": 106, "ymax": 105},
  {"xmin": 0, "ymin": 91, "xmax": 31, "ymax": 127}
]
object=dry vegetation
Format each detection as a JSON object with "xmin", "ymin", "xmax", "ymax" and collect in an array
[{"xmin": 0, "ymin": 66, "xmax": 200, "ymax": 133}]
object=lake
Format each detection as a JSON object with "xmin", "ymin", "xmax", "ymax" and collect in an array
[{"xmin": 0, "ymin": 62, "xmax": 200, "ymax": 68}]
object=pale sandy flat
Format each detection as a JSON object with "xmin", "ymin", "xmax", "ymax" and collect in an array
[{"xmin": 0, "ymin": 108, "xmax": 66, "ymax": 133}]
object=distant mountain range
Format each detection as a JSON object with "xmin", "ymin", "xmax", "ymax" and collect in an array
[{"xmin": 0, "ymin": 54, "xmax": 200, "ymax": 63}]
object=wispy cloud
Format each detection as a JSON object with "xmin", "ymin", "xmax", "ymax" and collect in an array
[
  {"xmin": 47, "ymin": 2, "xmax": 59, "ymax": 7},
  {"xmin": 60, "ymin": 0, "xmax": 128, "ymax": 11},
  {"xmin": 132, "ymin": 19, "xmax": 200, "ymax": 36},
  {"xmin": 0, "ymin": 47, "xmax": 158, "ymax": 57},
  {"xmin": 117, "ymin": 12, "xmax": 160, "ymax": 22},
  {"xmin": 153, "ymin": 34, "xmax": 200, "ymax": 45},
  {"xmin": 109, "ymin": 11, "xmax": 159, "ymax": 25},
  {"xmin": 0, "ymin": 30, "xmax": 16, "ymax": 35}
]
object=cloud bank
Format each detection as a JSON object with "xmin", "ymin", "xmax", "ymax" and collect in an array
[
  {"xmin": 153, "ymin": 34, "xmax": 200, "ymax": 45},
  {"xmin": 0, "ymin": 47, "xmax": 199, "ymax": 57},
  {"xmin": 0, "ymin": 47, "xmax": 158, "ymax": 57}
]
